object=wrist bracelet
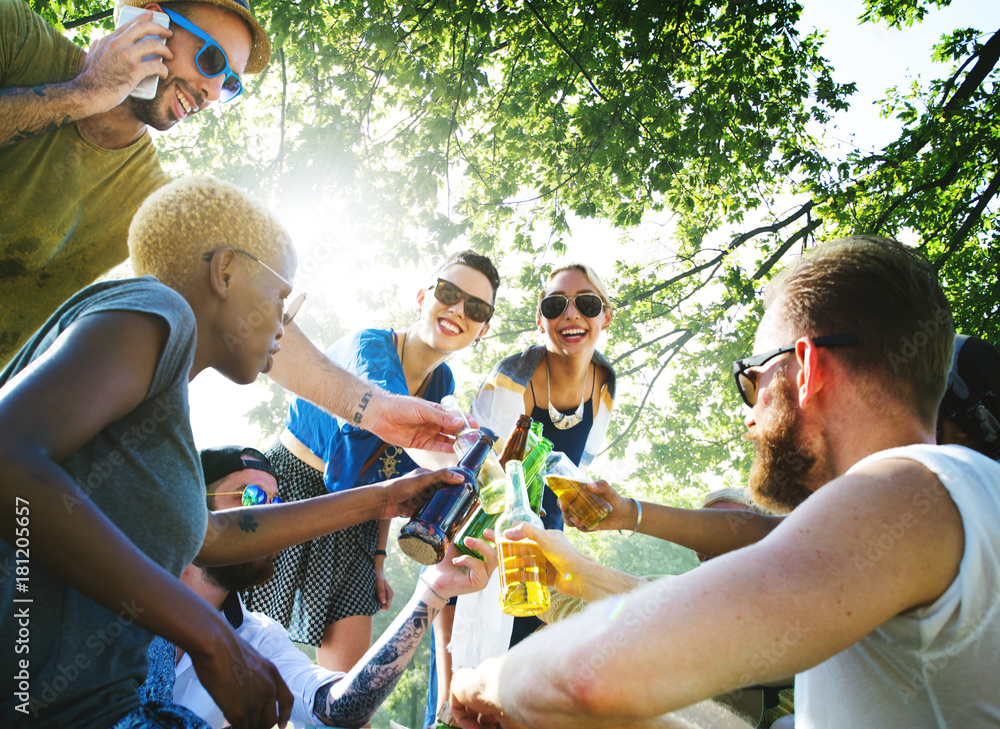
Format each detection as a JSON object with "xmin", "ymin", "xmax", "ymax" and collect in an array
[
  {"xmin": 374, "ymin": 549, "xmax": 388, "ymax": 558},
  {"xmin": 618, "ymin": 498, "xmax": 642, "ymax": 538},
  {"xmin": 419, "ymin": 575, "xmax": 447, "ymax": 603}
]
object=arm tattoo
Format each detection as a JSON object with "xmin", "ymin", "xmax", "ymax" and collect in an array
[
  {"xmin": 2, "ymin": 87, "xmax": 75, "ymax": 147},
  {"xmin": 0, "ymin": 87, "xmax": 45, "ymax": 98},
  {"xmin": 237, "ymin": 514, "xmax": 260, "ymax": 533},
  {"xmin": 352, "ymin": 390, "xmax": 373, "ymax": 425},
  {"xmin": 313, "ymin": 598, "xmax": 441, "ymax": 727}
]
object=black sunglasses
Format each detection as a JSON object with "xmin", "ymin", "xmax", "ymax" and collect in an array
[
  {"xmin": 540, "ymin": 293, "xmax": 606, "ymax": 320},
  {"xmin": 430, "ymin": 279, "xmax": 494, "ymax": 323},
  {"xmin": 732, "ymin": 335, "xmax": 858, "ymax": 407}
]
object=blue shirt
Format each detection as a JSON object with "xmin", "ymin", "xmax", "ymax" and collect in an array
[{"xmin": 287, "ymin": 329, "xmax": 455, "ymax": 492}]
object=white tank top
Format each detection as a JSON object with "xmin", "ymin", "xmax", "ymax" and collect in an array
[{"xmin": 796, "ymin": 444, "xmax": 1000, "ymax": 727}]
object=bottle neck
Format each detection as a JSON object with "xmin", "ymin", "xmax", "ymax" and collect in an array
[
  {"xmin": 500, "ymin": 415, "xmax": 532, "ymax": 465},
  {"xmin": 522, "ymin": 440, "xmax": 554, "ymax": 483},
  {"xmin": 503, "ymin": 463, "xmax": 531, "ymax": 516},
  {"xmin": 459, "ymin": 434, "xmax": 495, "ymax": 472}
]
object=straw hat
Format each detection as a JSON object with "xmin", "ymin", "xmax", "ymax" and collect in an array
[{"xmin": 115, "ymin": 0, "xmax": 270, "ymax": 74}]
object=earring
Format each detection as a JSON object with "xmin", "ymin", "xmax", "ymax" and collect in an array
[{"xmin": 472, "ymin": 338, "xmax": 480, "ymax": 347}]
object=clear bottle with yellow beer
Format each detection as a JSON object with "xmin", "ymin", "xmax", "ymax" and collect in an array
[
  {"xmin": 455, "ymin": 433, "xmax": 553, "ymax": 560},
  {"xmin": 494, "ymin": 460, "xmax": 550, "ymax": 616}
]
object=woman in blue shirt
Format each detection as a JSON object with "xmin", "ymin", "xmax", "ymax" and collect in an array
[{"xmin": 244, "ymin": 250, "xmax": 500, "ymax": 672}]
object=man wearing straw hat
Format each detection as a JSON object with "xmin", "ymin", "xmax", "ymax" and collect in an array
[
  {"xmin": 0, "ymin": 0, "xmax": 269, "ymax": 366},
  {"xmin": 1, "ymin": 0, "xmax": 467, "ymax": 453}
]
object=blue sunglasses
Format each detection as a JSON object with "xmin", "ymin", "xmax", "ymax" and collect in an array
[
  {"xmin": 206, "ymin": 483, "xmax": 283, "ymax": 506},
  {"xmin": 162, "ymin": 7, "xmax": 243, "ymax": 102}
]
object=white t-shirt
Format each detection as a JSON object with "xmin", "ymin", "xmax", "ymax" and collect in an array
[
  {"xmin": 173, "ymin": 593, "xmax": 344, "ymax": 728},
  {"xmin": 797, "ymin": 444, "xmax": 1000, "ymax": 727}
]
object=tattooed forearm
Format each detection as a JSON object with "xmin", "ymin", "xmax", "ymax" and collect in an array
[
  {"xmin": 352, "ymin": 390, "xmax": 373, "ymax": 425},
  {"xmin": 314, "ymin": 596, "xmax": 441, "ymax": 727},
  {"xmin": 8, "ymin": 119, "xmax": 67, "ymax": 145},
  {"xmin": 1, "ymin": 84, "xmax": 75, "ymax": 149},
  {"xmin": 0, "ymin": 87, "xmax": 45, "ymax": 98}
]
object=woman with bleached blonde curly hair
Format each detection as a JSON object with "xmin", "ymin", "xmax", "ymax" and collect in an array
[{"xmin": 0, "ymin": 176, "xmax": 463, "ymax": 729}]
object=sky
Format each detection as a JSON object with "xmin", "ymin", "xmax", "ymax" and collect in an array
[{"xmin": 188, "ymin": 0, "xmax": 1000, "ymax": 451}]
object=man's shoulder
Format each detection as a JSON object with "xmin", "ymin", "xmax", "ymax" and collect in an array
[
  {"xmin": 1, "ymin": 0, "xmax": 82, "ymax": 88},
  {"xmin": 847, "ymin": 443, "xmax": 1000, "ymax": 509}
]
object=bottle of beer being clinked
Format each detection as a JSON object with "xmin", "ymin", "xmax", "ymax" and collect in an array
[
  {"xmin": 495, "ymin": 459, "xmax": 551, "ymax": 616},
  {"xmin": 397, "ymin": 429, "xmax": 496, "ymax": 565}
]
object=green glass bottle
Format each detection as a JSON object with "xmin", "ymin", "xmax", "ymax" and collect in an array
[
  {"xmin": 524, "ymin": 437, "xmax": 554, "ymax": 514},
  {"xmin": 479, "ymin": 414, "xmax": 532, "ymax": 513}
]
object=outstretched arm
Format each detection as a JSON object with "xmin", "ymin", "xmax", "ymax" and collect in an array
[
  {"xmin": 199, "ymin": 468, "xmax": 465, "ymax": 565},
  {"xmin": 268, "ymin": 323, "xmax": 463, "ymax": 452},
  {"xmin": 564, "ymin": 480, "xmax": 782, "ymax": 558},
  {"xmin": 312, "ymin": 538, "xmax": 496, "ymax": 727},
  {"xmin": 0, "ymin": 10, "xmax": 171, "ymax": 148},
  {"xmin": 452, "ymin": 461, "xmax": 964, "ymax": 729}
]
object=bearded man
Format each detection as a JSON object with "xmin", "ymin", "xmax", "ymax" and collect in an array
[{"xmin": 449, "ymin": 235, "xmax": 1000, "ymax": 729}]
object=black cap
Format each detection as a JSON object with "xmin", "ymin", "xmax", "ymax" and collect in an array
[
  {"xmin": 200, "ymin": 446, "xmax": 277, "ymax": 486},
  {"xmin": 940, "ymin": 335, "xmax": 1000, "ymax": 459}
]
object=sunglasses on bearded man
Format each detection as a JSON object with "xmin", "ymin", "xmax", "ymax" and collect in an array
[{"xmin": 731, "ymin": 335, "xmax": 857, "ymax": 408}]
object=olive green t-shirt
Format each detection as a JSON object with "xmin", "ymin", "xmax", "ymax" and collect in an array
[{"xmin": 0, "ymin": 0, "xmax": 171, "ymax": 366}]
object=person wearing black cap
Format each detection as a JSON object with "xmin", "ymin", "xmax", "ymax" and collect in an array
[
  {"xmin": 938, "ymin": 334, "xmax": 1000, "ymax": 460},
  {"xmin": 149, "ymin": 445, "xmax": 497, "ymax": 729}
]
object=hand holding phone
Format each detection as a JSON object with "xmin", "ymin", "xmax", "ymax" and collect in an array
[{"xmin": 115, "ymin": 6, "xmax": 170, "ymax": 100}]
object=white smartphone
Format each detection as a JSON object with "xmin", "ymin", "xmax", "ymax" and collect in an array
[{"xmin": 116, "ymin": 5, "xmax": 170, "ymax": 100}]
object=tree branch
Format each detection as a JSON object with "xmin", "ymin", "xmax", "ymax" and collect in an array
[
  {"xmin": 933, "ymin": 162, "xmax": 1000, "ymax": 271},
  {"xmin": 624, "ymin": 201, "xmax": 815, "ymax": 305},
  {"xmin": 599, "ymin": 330, "xmax": 695, "ymax": 455}
]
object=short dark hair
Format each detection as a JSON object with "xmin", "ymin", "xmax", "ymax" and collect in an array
[
  {"xmin": 765, "ymin": 235, "xmax": 953, "ymax": 427},
  {"xmin": 437, "ymin": 250, "xmax": 501, "ymax": 303}
]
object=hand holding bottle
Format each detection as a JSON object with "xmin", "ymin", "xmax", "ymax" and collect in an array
[
  {"xmin": 377, "ymin": 468, "xmax": 466, "ymax": 519},
  {"xmin": 423, "ymin": 537, "xmax": 499, "ymax": 601},
  {"xmin": 494, "ymin": 461, "xmax": 550, "ymax": 616},
  {"xmin": 494, "ymin": 522, "xmax": 596, "ymax": 601},
  {"xmin": 497, "ymin": 522, "xmax": 645, "ymax": 604},
  {"xmin": 558, "ymin": 479, "xmax": 629, "ymax": 532}
]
